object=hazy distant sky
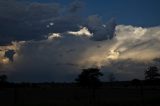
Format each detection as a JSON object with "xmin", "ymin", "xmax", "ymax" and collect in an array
[{"xmin": 0, "ymin": 0, "xmax": 160, "ymax": 82}]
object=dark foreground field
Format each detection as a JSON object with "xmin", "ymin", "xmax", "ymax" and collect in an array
[{"xmin": 0, "ymin": 84, "xmax": 160, "ymax": 106}]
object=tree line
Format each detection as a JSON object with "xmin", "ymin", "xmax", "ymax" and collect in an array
[{"xmin": 0, "ymin": 65, "xmax": 160, "ymax": 86}]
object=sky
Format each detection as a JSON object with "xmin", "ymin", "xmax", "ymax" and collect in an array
[
  {"xmin": 0, "ymin": 0, "xmax": 160, "ymax": 82},
  {"xmin": 31, "ymin": 0, "xmax": 160, "ymax": 26}
]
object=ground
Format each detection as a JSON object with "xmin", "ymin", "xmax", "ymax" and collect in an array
[{"xmin": 0, "ymin": 84, "xmax": 160, "ymax": 106}]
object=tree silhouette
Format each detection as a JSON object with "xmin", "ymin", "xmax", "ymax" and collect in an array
[
  {"xmin": 75, "ymin": 68, "xmax": 103, "ymax": 104},
  {"xmin": 145, "ymin": 66, "xmax": 160, "ymax": 80},
  {"xmin": 75, "ymin": 68, "xmax": 103, "ymax": 88}
]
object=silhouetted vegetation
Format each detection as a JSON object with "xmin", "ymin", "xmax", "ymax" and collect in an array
[
  {"xmin": 0, "ymin": 67, "xmax": 160, "ymax": 106},
  {"xmin": 75, "ymin": 68, "xmax": 103, "ymax": 88},
  {"xmin": 75, "ymin": 68, "xmax": 103, "ymax": 104},
  {"xmin": 144, "ymin": 65, "xmax": 160, "ymax": 86},
  {"xmin": 145, "ymin": 65, "xmax": 160, "ymax": 80}
]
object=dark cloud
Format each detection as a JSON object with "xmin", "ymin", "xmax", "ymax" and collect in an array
[
  {"xmin": 0, "ymin": 0, "xmax": 117, "ymax": 46},
  {"xmin": 0, "ymin": 0, "xmax": 85, "ymax": 45},
  {"xmin": 0, "ymin": 0, "xmax": 60, "ymax": 43},
  {"xmin": 4, "ymin": 37, "xmax": 89, "ymax": 82},
  {"xmin": 85, "ymin": 15, "xmax": 116, "ymax": 41},
  {"xmin": 68, "ymin": 0, "xmax": 85, "ymax": 13},
  {"xmin": 4, "ymin": 50, "xmax": 15, "ymax": 62}
]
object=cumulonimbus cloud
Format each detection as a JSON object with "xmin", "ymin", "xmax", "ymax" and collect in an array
[{"xmin": 0, "ymin": 24, "xmax": 160, "ymax": 82}]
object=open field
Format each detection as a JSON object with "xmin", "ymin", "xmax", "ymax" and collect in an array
[{"xmin": 0, "ymin": 84, "xmax": 160, "ymax": 106}]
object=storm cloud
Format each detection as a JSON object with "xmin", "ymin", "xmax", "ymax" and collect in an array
[
  {"xmin": 0, "ymin": 24, "xmax": 160, "ymax": 82},
  {"xmin": 0, "ymin": 0, "xmax": 85, "ymax": 45}
]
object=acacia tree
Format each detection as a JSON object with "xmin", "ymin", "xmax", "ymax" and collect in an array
[{"xmin": 145, "ymin": 66, "xmax": 160, "ymax": 80}]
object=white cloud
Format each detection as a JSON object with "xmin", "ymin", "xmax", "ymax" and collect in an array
[
  {"xmin": 68, "ymin": 27, "xmax": 93, "ymax": 37},
  {"xmin": 48, "ymin": 33, "xmax": 62, "ymax": 40},
  {"xmin": 115, "ymin": 25, "xmax": 160, "ymax": 61},
  {"xmin": 80, "ymin": 25, "xmax": 160, "ymax": 66},
  {"xmin": 115, "ymin": 25, "xmax": 147, "ymax": 40}
]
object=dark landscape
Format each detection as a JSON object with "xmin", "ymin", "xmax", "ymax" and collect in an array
[
  {"xmin": 0, "ymin": 81, "xmax": 160, "ymax": 106},
  {"xmin": 1, "ymin": 67, "xmax": 160, "ymax": 106},
  {"xmin": 0, "ymin": 0, "xmax": 160, "ymax": 106}
]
